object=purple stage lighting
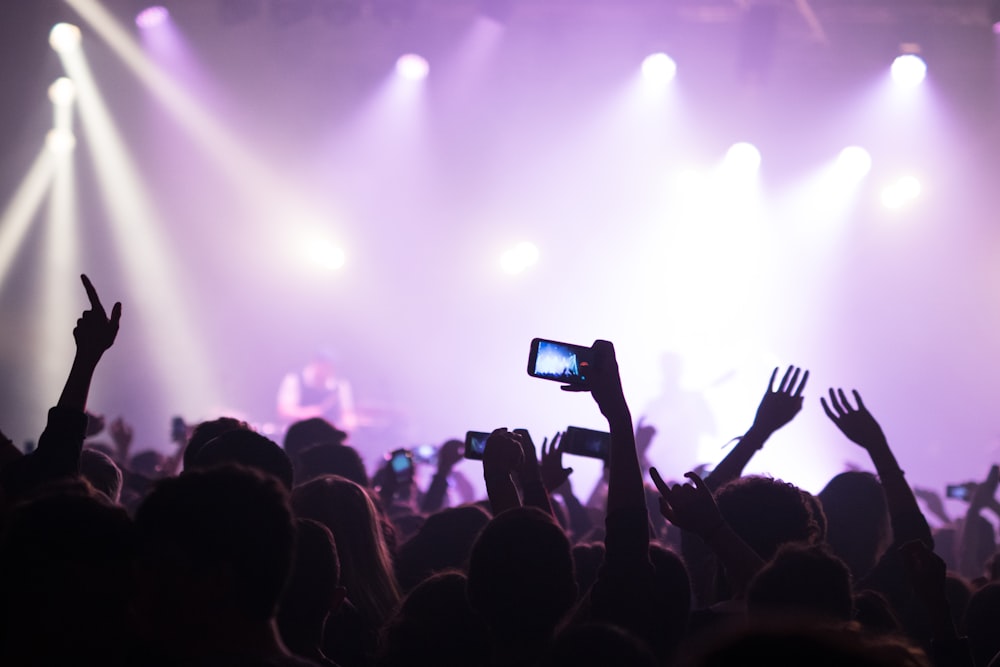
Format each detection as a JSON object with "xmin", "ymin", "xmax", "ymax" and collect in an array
[
  {"xmin": 396, "ymin": 53, "xmax": 430, "ymax": 80},
  {"xmin": 642, "ymin": 52, "xmax": 677, "ymax": 84},
  {"xmin": 136, "ymin": 5, "xmax": 170, "ymax": 29},
  {"xmin": 891, "ymin": 54, "xmax": 927, "ymax": 87}
]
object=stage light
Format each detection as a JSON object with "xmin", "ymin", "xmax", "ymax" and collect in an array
[
  {"xmin": 135, "ymin": 5, "xmax": 169, "ymax": 28},
  {"xmin": 500, "ymin": 241, "xmax": 539, "ymax": 275},
  {"xmin": 835, "ymin": 146, "xmax": 872, "ymax": 179},
  {"xmin": 302, "ymin": 236, "xmax": 346, "ymax": 271},
  {"xmin": 891, "ymin": 54, "xmax": 926, "ymax": 87},
  {"xmin": 48, "ymin": 77, "xmax": 77, "ymax": 107},
  {"xmin": 396, "ymin": 54, "xmax": 430, "ymax": 81},
  {"xmin": 642, "ymin": 53, "xmax": 677, "ymax": 85},
  {"xmin": 881, "ymin": 175, "xmax": 921, "ymax": 209},
  {"xmin": 49, "ymin": 23, "xmax": 82, "ymax": 54},
  {"xmin": 723, "ymin": 142, "xmax": 762, "ymax": 174},
  {"xmin": 45, "ymin": 129, "xmax": 77, "ymax": 155}
]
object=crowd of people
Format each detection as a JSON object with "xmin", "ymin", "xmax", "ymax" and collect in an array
[{"xmin": 1, "ymin": 274, "xmax": 998, "ymax": 667}]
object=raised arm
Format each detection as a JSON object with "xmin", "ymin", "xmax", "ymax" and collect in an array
[
  {"xmin": 957, "ymin": 465, "xmax": 998, "ymax": 579},
  {"xmin": 57, "ymin": 275, "xmax": 122, "ymax": 414},
  {"xmin": 514, "ymin": 429, "xmax": 555, "ymax": 518},
  {"xmin": 564, "ymin": 340, "xmax": 641, "ymax": 513},
  {"xmin": 419, "ymin": 439, "xmax": 463, "ymax": 514},
  {"xmin": 651, "ymin": 468, "xmax": 764, "ymax": 596},
  {"xmin": 482, "ymin": 428, "xmax": 523, "ymax": 515},
  {"xmin": 541, "ymin": 433, "xmax": 593, "ymax": 540},
  {"xmin": 706, "ymin": 365, "xmax": 808, "ymax": 491},
  {"xmin": 821, "ymin": 388, "xmax": 931, "ymax": 547},
  {"xmin": 7, "ymin": 275, "xmax": 122, "ymax": 495}
]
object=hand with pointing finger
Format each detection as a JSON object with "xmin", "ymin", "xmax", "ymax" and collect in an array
[
  {"xmin": 75, "ymin": 274, "xmax": 122, "ymax": 363},
  {"xmin": 650, "ymin": 468, "xmax": 724, "ymax": 537}
]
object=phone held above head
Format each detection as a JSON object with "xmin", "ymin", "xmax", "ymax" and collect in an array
[{"xmin": 527, "ymin": 338, "xmax": 593, "ymax": 387}]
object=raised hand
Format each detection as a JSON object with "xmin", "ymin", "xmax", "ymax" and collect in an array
[
  {"xmin": 540, "ymin": 432, "xmax": 573, "ymax": 492},
  {"xmin": 85, "ymin": 411, "xmax": 106, "ymax": 437},
  {"xmin": 650, "ymin": 468, "xmax": 724, "ymax": 537},
  {"xmin": 820, "ymin": 388, "xmax": 887, "ymax": 451},
  {"xmin": 75, "ymin": 274, "xmax": 122, "ymax": 362},
  {"xmin": 635, "ymin": 416, "xmax": 656, "ymax": 455},
  {"xmin": 751, "ymin": 366, "xmax": 808, "ymax": 435},
  {"xmin": 971, "ymin": 464, "xmax": 999, "ymax": 510},
  {"xmin": 513, "ymin": 429, "xmax": 542, "ymax": 483},
  {"xmin": 436, "ymin": 438, "xmax": 464, "ymax": 475},
  {"xmin": 483, "ymin": 428, "xmax": 525, "ymax": 475},
  {"xmin": 109, "ymin": 416, "xmax": 134, "ymax": 460},
  {"xmin": 561, "ymin": 340, "xmax": 629, "ymax": 421},
  {"xmin": 913, "ymin": 487, "xmax": 950, "ymax": 525}
]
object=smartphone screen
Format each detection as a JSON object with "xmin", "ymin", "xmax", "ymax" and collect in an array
[
  {"xmin": 389, "ymin": 449, "xmax": 413, "ymax": 480},
  {"xmin": 527, "ymin": 338, "xmax": 592, "ymax": 385},
  {"xmin": 946, "ymin": 483, "xmax": 973, "ymax": 501},
  {"xmin": 464, "ymin": 431, "xmax": 490, "ymax": 460},
  {"xmin": 563, "ymin": 426, "xmax": 611, "ymax": 460}
]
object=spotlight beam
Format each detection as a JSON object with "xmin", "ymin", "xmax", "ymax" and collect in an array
[
  {"xmin": 65, "ymin": 0, "xmax": 328, "ymax": 225},
  {"xmin": 56, "ymin": 43, "xmax": 222, "ymax": 415},
  {"xmin": 0, "ymin": 149, "xmax": 56, "ymax": 288}
]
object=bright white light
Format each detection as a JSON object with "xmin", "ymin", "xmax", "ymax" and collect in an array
[
  {"xmin": 396, "ymin": 54, "xmax": 430, "ymax": 81},
  {"xmin": 723, "ymin": 142, "xmax": 762, "ymax": 174},
  {"xmin": 49, "ymin": 23, "xmax": 82, "ymax": 54},
  {"xmin": 45, "ymin": 129, "xmax": 77, "ymax": 154},
  {"xmin": 48, "ymin": 77, "xmax": 77, "ymax": 107},
  {"xmin": 303, "ymin": 237, "xmax": 346, "ymax": 271},
  {"xmin": 881, "ymin": 175, "xmax": 921, "ymax": 209},
  {"xmin": 500, "ymin": 241, "xmax": 539, "ymax": 275},
  {"xmin": 642, "ymin": 53, "xmax": 677, "ymax": 85},
  {"xmin": 835, "ymin": 146, "xmax": 872, "ymax": 180},
  {"xmin": 891, "ymin": 54, "xmax": 927, "ymax": 87},
  {"xmin": 135, "ymin": 6, "xmax": 169, "ymax": 29}
]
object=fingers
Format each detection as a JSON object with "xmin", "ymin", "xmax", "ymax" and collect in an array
[
  {"xmin": 560, "ymin": 384, "xmax": 589, "ymax": 393},
  {"xmin": 785, "ymin": 367, "xmax": 801, "ymax": 394},
  {"xmin": 110, "ymin": 302, "xmax": 122, "ymax": 329},
  {"xmin": 551, "ymin": 431, "xmax": 562, "ymax": 452},
  {"xmin": 767, "ymin": 367, "xmax": 778, "ymax": 392},
  {"xmin": 826, "ymin": 389, "xmax": 845, "ymax": 415},
  {"xmin": 80, "ymin": 274, "xmax": 107, "ymax": 317},
  {"xmin": 778, "ymin": 366, "xmax": 793, "ymax": 392},
  {"xmin": 852, "ymin": 390, "xmax": 865, "ymax": 412},
  {"xmin": 820, "ymin": 396, "xmax": 837, "ymax": 422},
  {"xmin": 837, "ymin": 388, "xmax": 853, "ymax": 412},
  {"xmin": 649, "ymin": 467, "xmax": 671, "ymax": 497},
  {"xmin": 684, "ymin": 470, "xmax": 708, "ymax": 492},
  {"xmin": 793, "ymin": 369, "xmax": 809, "ymax": 398}
]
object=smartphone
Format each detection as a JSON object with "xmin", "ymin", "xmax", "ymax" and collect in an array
[
  {"xmin": 170, "ymin": 416, "xmax": 187, "ymax": 443},
  {"xmin": 527, "ymin": 338, "xmax": 593, "ymax": 386},
  {"xmin": 388, "ymin": 448, "xmax": 414, "ymax": 481},
  {"xmin": 946, "ymin": 483, "xmax": 976, "ymax": 502},
  {"xmin": 562, "ymin": 426, "xmax": 611, "ymax": 461},
  {"xmin": 464, "ymin": 431, "xmax": 490, "ymax": 460}
]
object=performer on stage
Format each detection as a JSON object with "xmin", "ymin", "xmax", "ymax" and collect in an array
[{"xmin": 277, "ymin": 354, "xmax": 357, "ymax": 430}]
